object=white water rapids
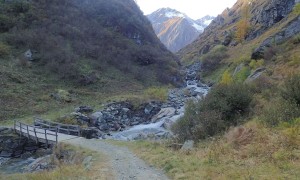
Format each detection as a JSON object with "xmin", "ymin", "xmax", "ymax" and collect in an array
[{"xmin": 110, "ymin": 80, "xmax": 209, "ymax": 141}]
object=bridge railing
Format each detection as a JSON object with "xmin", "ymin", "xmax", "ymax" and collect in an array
[
  {"xmin": 34, "ymin": 118, "xmax": 81, "ymax": 136},
  {"xmin": 14, "ymin": 121, "xmax": 58, "ymax": 146}
]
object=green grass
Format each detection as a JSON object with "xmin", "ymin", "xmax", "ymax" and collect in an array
[
  {"xmin": 144, "ymin": 86, "xmax": 169, "ymax": 102},
  {"xmin": 0, "ymin": 55, "xmax": 149, "ymax": 124},
  {"xmin": 202, "ymin": 65, "xmax": 227, "ymax": 84}
]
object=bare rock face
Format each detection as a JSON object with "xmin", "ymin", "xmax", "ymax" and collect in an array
[
  {"xmin": 252, "ymin": 16, "xmax": 300, "ymax": 59},
  {"xmin": 255, "ymin": 0, "xmax": 295, "ymax": 28}
]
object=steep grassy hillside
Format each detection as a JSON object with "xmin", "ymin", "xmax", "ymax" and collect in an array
[{"xmin": 0, "ymin": 0, "xmax": 180, "ymax": 121}]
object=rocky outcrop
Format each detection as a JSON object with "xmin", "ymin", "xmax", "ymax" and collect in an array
[
  {"xmin": 246, "ymin": 67, "xmax": 266, "ymax": 82},
  {"xmin": 252, "ymin": 16, "xmax": 300, "ymax": 59},
  {"xmin": 252, "ymin": 0, "xmax": 295, "ymax": 29}
]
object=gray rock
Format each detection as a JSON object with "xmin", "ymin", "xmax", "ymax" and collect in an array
[
  {"xmin": 75, "ymin": 106, "xmax": 93, "ymax": 113},
  {"xmin": 90, "ymin": 112, "xmax": 103, "ymax": 121},
  {"xmin": 24, "ymin": 49, "xmax": 33, "ymax": 61},
  {"xmin": 144, "ymin": 104, "xmax": 154, "ymax": 115},
  {"xmin": 252, "ymin": 16, "xmax": 300, "ymax": 59},
  {"xmin": 181, "ymin": 140, "xmax": 194, "ymax": 151},
  {"xmin": 186, "ymin": 72, "xmax": 197, "ymax": 80},
  {"xmin": 151, "ymin": 108, "xmax": 176, "ymax": 123},
  {"xmin": 83, "ymin": 156, "xmax": 93, "ymax": 170},
  {"xmin": 233, "ymin": 63, "xmax": 244, "ymax": 76},
  {"xmin": 161, "ymin": 118, "xmax": 174, "ymax": 130},
  {"xmin": 246, "ymin": 67, "xmax": 266, "ymax": 82},
  {"xmin": 25, "ymin": 155, "xmax": 52, "ymax": 172}
]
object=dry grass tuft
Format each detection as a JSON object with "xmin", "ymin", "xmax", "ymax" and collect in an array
[
  {"xmin": 225, "ymin": 126, "xmax": 254, "ymax": 147},
  {"xmin": 2, "ymin": 143, "xmax": 113, "ymax": 180}
]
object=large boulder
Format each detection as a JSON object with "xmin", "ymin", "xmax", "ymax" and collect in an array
[
  {"xmin": 151, "ymin": 107, "xmax": 176, "ymax": 123},
  {"xmin": 246, "ymin": 67, "xmax": 266, "ymax": 82},
  {"xmin": 50, "ymin": 89, "xmax": 73, "ymax": 102},
  {"xmin": 181, "ymin": 140, "xmax": 194, "ymax": 151}
]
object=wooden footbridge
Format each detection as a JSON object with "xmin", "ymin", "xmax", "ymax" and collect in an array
[{"xmin": 14, "ymin": 118, "xmax": 81, "ymax": 146}]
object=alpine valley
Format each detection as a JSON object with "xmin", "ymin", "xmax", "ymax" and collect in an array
[{"xmin": 0, "ymin": 0, "xmax": 299, "ymax": 179}]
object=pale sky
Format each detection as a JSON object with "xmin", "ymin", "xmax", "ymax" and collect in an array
[{"xmin": 136, "ymin": 0, "xmax": 238, "ymax": 19}]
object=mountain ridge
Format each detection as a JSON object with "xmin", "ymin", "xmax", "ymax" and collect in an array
[{"xmin": 147, "ymin": 8, "xmax": 214, "ymax": 52}]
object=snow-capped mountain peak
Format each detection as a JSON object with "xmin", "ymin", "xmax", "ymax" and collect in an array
[{"xmin": 147, "ymin": 8, "xmax": 214, "ymax": 52}]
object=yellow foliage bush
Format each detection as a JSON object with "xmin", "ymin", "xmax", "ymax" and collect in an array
[
  {"xmin": 293, "ymin": 3, "xmax": 300, "ymax": 15},
  {"xmin": 249, "ymin": 59, "xmax": 264, "ymax": 69},
  {"xmin": 220, "ymin": 70, "xmax": 233, "ymax": 85}
]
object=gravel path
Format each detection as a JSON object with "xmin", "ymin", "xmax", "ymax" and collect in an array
[{"xmin": 64, "ymin": 138, "xmax": 169, "ymax": 180}]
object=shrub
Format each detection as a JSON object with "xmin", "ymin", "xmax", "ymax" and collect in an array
[
  {"xmin": 201, "ymin": 45, "xmax": 228, "ymax": 75},
  {"xmin": 292, "ymin": 34, "xmax": 300, "ymax": 44},
  {"xmin": 264, "ymin": 46, "xmax": 278, "ymax": 61},
  {"xmin": 0, "ymin": 14, "xmax": 14, "ymax": 32},
  {"xmin": 0, "ymin": 42, "xmax": 10, "ymax": 57},
  {"xmin": 260, "ymin": 75, "xmax": 300, "ymax": 126},
  {"xmin": 144, "ymin": 87, "xmax": 168, "ymax": 102},
  {"xmin": 220, "ymin": 70, "xmax": 233, "ymax": 85},
  {"xmin": 281, "ymin": 74, "xmax": 300, "ymax": 106},
  {"xmin": 203, "ymin": 83, "xmax": 253, "ymax": 124},
  {"xmin": 279, "ymin": 118, "xmax": 300, "ymax": 148},
  {"xmin": 261, "ymin": 98, "xmax": 300, "ymax": 126},
  {"xmin": 234, "ymin": 66, "xmax": 251, "ymax": 83},
  {"xmin": 249, "ymin": 59, "xmax": 264, "ymax": 70},
  {"xmin": 172, "ymin": 83, "xmax": 253, "ymax": 142},
  {"xmin": 293, "ymin": 3, "xmax": 300, "ymax": 15}
]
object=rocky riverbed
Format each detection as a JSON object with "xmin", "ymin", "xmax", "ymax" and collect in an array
[
  {"xmin": 0, "ymin": 62, "xmax": 208, "ymax": 175},
  {"xmin": 56, "ymin": 62, "xmax": 209, "ymax": 141},
  {"xmin": 110, "ymin": 62, "xmax": 210, "ymax": 140}
]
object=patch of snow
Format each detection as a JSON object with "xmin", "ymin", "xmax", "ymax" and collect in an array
[
  {"xmin": 192, "ymin": 23, "xmax": 204, "ymax": 32},
  {"xmin": 165, "ymin": 12, "xmax": 185, "ymax": 18},
  {"xmin": 204, "ymin": 19, "xmax": 213, "ymax": 26}
]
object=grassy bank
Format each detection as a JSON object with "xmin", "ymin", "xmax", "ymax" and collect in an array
[
  {"xmin": 113, "ymin": 120, "xmax": 300, "ymax": 179},
  {"xmin": 1, "ymin": 143, "xmax": 113, "ymax": 180}
]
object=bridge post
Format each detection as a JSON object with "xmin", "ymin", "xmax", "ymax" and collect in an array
[
  {"xmin": 78, "ymin": 126, "xmax": 81, "ymax": 136},
  {"xmin": 44, "ymin": 129, "xmax": 48, "ymax": 147},
  {"xmin": 26, "ymin": 125, "xmax": 30, "ymax": 139},
  {"xmin": 34, "ymin": 128, "xmax": 38, "ymax": 143},
  {"xmin": 14, "ymin": 120, "xmax": 16, "ymax": 133},
  {"xmin": 20, "ymin": 123, "xmax": 22, "ymax": 137},
  {"xmin": 56, "ymin": 127, "xmax": 58, "ymax": 144}
]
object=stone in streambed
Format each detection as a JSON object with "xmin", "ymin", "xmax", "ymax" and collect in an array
[
  {"xmin": 151, "ymin": 107, "xmax": 176, "ymax": 123},
  {"xmin": 75, "ymin": 106, "xmax": 93, "ymax": 113}
]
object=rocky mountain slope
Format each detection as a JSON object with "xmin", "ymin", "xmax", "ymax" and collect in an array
[
  {"xmin": 148, "ymin": 8, "xmax": 214, "ymax": 52},
  {"xmin": 179, "ymin": 0, "xmax": 298, "ymax": 59},
  {"xmin": 0, "ymin": 0, "xmax": 181, "ymax": 121},
  {"xmin": 179, "ymin": 0, "xmax": 300, "ymax": 83}
]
